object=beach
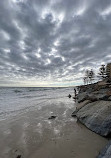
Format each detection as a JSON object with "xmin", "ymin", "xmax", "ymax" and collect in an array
[{"xmin": 0, "ymin": 87, "xmax": 108, "ymax": 158}]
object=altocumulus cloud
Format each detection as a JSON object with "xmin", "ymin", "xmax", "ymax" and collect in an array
[{"xmin": 0, "ymin": 0, "xmax": 111, "ymax": 86}]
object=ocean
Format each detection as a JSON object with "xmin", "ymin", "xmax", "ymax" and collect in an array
[{"xmin": 0, "ymin": 87, "xmax": 75, "ymax": 121}]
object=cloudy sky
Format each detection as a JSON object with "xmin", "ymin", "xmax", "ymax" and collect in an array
[{"xmin": 0, "ymin": 0, "xmax": 111, "ymax": 87}]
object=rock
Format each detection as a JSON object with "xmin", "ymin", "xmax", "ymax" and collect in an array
[
  {"xmin": 14, "ymin": 149, "xmax": 22, "ymax": 158},
  {"xmin": 71, "ymin": 110, "xmax": 78, "ymax": 117},
  {"xmin": 16, "ymin": 155, "xmax": 21, "ymax": 158},
  {"xmin": 73, "ymin": 96, "xmax": 78, "ymax": 100},
  {"xmin": 78, "ymin": 88, "xmax": 110, "ymax": 103},
  {"xmin": 68, "ymin": 94, "xmax": 71, "ymax": 98},
  {"xmin": 94, "ymin": 88, "xmax": 111, "ymax": 100},
  {"xmin": 97, "ymin": 94, "xmax": 109, "ymax": 100},
  {"xmin": 87, "ymin": 95, "xmax": 98, "ymax": 102},
  {"xmin": 71, "ymin": 100, "xmax": 91, "ymax": 117},
  {"xmin": 107, "ymin": 90, "xmax": 111, "ymax": 97},
  {"xmin": 77, "ymin": 92, "xmax": 88, "ymax": 103},
  {"xmin": 76, "ymin": 100, "xmax": 92, "ymax": 110},
  {"xmin": 96, "ymin": 88, "xmax": 109, "ymax": 100},
  {"xmin": 76, "ymin": 101, "xmax": 111, "ymax": 137},
  {"xmin": 17, "ymin": 155, "xmax": 21, "ymax": 158},
  {"xmin": 48, "ymin": 116, "xmax": 57, "ymax": 119},
  {"xmin": 78, "ymin": 92, "xmax": 98, "ymax": 103},
  {"xmin": 108, "ymin": 96, "xmax": 111, "ymax": 101},
  {"xmin": 97, "ymin": 81, "xmax": 108, "ymax": 86},
  {"xmin": 78, "ymin": 84, "xmax": 96, "ymax": 93},
  {"xmin": 97, "ymin": 141, "xmax": 111, "ymax": 158}
]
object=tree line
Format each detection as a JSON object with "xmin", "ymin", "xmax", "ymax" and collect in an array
[{"xmin": 83, "ymin": 64, "xmax": 110, "ymax": 85}]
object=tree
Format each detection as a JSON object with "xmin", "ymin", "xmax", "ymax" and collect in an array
[
  {"xmin": 83, "ymin": 70, "xmax": 90, "ymax": 85},
  {"xmin": 83, "ymin": 77, "xmax": 87, "ymax": 85},
  {"xmin": 83, "ymin": 69, "xmax": 95, "ymax": 85},
  {"xmin": 85, "ymin": 70, "xmax": 90, "ymax": 85},
  {"xmin": 89, "ymin": 69, "xmax": 95, "ymax": 83},
  {"xmin": 98, "ymin": 64, "xmax": 107, "ymax": 80}
]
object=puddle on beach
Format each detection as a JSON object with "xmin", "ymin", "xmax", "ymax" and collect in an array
[{"xmin": 0, "ymin": 98, "xmax": 108, "ymax": 158}]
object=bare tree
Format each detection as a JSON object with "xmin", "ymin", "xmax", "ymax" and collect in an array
[
  {"xmin": 83, "ymin": 70, "xmax": 89, "ymax": 85},
  {"xmin": 83, "ymin": 69, "xmax": 95, "ymax": 85},
  {"xmin": 83, "ymin": 77, "xmax": 87, "ymax": 85},
  {"xmin": 89, "ymin": 69, "xmax": 95, "ymax": 83}
]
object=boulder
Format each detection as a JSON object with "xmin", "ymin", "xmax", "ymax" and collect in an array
[
  {"xmin": 87, "ymin": 95, "xmax": 98, "ymax": 102},
  {"xmin": 108, "ymin": 96, "xmax": 111, "ymax": 101},
  {"xmin": 68, "ymin": 94, "xmax": 71, "ymax": 98},
  {"xmin": 92, "ymin": 88, "xmax": 110, "ymax": 100},
  {"xmin": 97, "ymin": 81, "xmax": 107, "ymax": 86},
  {"xmin": 76, "ymin": 100, "xmax": 92, "ymax": 110},
  {"xmin": 78, "ymin": 86, "xmax": 95, "ymax": 93},
  {"xmin": 91, "ymin": 88, "xmax": 108, "ymax": 98},
  {"xmin": 97, "ymin": 94, "xmax": 109, "ymax": 100},
  {"xmin": 71, "ymin": 110, "xmax": 78, "ymax": 117},
  {"xmin": 77, "ymin": 92, "xmax": 88, "ymax": 103},
  {"xmin": 17, "ymin": 155, "xmax": 21, "ymax": 158},
  {"xmin": 76, "ymin": 101, "xmax": 111, "ymax": 137},
  {"xmin": 48, "ymin": 116, "xmax": 57, "ymax": 119},
  {"xmin": 97, "ymin": 141, "xmax": 111, "ymax": 158},
  {"xmin": 77, "ymin": 92, "xmax": 98, "ymax": 103},
  {"xmin": 106, "ymin": 90, "xmax": 111, "ymax": 97},
  {"xmin": 77, "ymin": 88, "xmax": 110, "ymax": 103},
  {"xmin": 71, "ymin": 100, "xmax": 91, "ymax": 117}
]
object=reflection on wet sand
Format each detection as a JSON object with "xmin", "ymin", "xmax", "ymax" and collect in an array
[{"xmin": 0, "ymin": 97, "xmax": 108, "ymax": 158}]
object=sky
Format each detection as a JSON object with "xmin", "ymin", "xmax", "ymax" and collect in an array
[{"xmin": 0, "ymin": 0, "xmax": 111, "ymax": 87}]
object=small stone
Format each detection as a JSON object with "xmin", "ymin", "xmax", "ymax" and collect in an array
[
  {"xmin": 16, "ymin": 155, "xmax": 21, "ymax": 158},
  {"xmin": 48, "ymin": 116, "xmax": 57, "ymax": 119},
  {"xmin": 71, "ymin": 111, "xmax": 77, "ymax": 117},
  {"xmin": 68, "ymin": 94, "xmax": 71, "ymax": 98}
]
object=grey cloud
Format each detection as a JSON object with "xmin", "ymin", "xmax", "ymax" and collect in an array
[{"xmin": 0, "ymin": 0, "xmax": 111, "ymax": 86}]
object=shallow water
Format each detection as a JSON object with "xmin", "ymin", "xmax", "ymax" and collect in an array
[{"xmin": 0, "ymin": 87, "xmax": 108, "ymax": 158}]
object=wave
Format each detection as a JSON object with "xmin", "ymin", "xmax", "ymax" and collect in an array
[
  {"xmin": 13, "ymin": 87, "xmax": 57, "ymax": 93},
  {"xmin": 0, "ymin": 100, "xmax": 48, "ymax": 118},
  {"xmin": 0, "ymin": 95, "xmax": 67, "ymax": 118},
  {"xmin": 28, "ymin": 87, "xmax": 55, "ymax": 92}
]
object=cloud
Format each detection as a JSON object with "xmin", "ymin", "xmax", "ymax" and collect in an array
[{"xmin": 0, "ymin": 0, "xmax": 111, "ymax": 86}]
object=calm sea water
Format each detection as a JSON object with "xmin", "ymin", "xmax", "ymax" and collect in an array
[{"xmin": 0, "ymin": 87, "xmax": 75, "ymax": 121}]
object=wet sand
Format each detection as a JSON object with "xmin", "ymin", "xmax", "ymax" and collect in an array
[{"xmin": 0, "ymin": 98, "xmax": 108, "ymax": 158}]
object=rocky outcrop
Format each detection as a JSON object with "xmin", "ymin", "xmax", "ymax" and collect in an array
[
  {"xmin": 73, "ymin": 82, "xmax": 111, "ymax": 157},
  {"xmin": 77, "ymin": 87, "xmax": 111, "ymax": 103},
  {"xmin": 71, "ymin": 100, "xmax": 91, "ymax": 117},
  {"xmin": 76, "ymin": 101, "xmax": 111, "ymax": 137},
  {"xmin": 77, "ymin": 92, "xmax": 88, "ymax": 103},
  {"xmin": 76, "ymin": 100, "xmax": 91, "ymax": 110},
  {"xmin": 97, "ymin": 141, "xmax": 111, "ymax": 158}
]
